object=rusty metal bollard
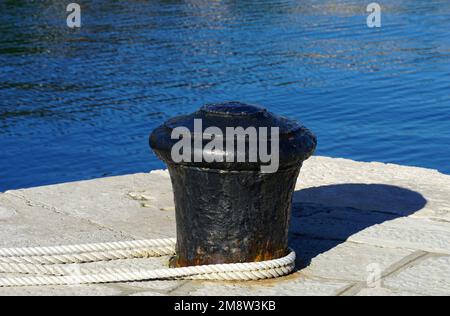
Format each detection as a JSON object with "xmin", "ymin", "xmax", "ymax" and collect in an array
[{"xmin": 150, "ymin": 102, "xmax": 316, "ymax": 267}]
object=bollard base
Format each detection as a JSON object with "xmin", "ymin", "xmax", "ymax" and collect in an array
[
  {"xmin": 168, "ymin": 164, "xmax": 301, "ymax": 268},
  {"xmin": 169, "ymin": 248, "xmax": 290, "ymax": 268}
]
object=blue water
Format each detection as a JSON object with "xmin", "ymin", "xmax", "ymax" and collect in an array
[{"xmin": 1, "ymin": 0, "xmax": 449, "ymax": 191}]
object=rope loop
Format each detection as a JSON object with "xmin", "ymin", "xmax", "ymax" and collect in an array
[{"xmin": 0, "ymin": 239, "xmax": 296, "ymax": 287}]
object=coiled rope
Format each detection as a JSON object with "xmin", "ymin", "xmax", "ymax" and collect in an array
[{"xmin": 0, "ymin": 238, "xmax": 296, "ymax": 287}]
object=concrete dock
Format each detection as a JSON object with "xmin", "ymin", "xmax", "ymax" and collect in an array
[{"xmin": 0, "ymin": 156, "xmax": 449, "ymax": 296}]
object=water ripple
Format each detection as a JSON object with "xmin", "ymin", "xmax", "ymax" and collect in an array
[{"xmin": 0, "ymin": 0, "xmax": 449, "ymax": 190}]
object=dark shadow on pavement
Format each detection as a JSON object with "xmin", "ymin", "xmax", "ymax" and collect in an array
[{"xmin": 289, "ymin": 184, "xmax": 427, "ymax": 269}]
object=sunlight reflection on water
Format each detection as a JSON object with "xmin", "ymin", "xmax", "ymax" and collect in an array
[{"xmin": 0, "ymin": 0, "xmax": 449, "ymax": 190}]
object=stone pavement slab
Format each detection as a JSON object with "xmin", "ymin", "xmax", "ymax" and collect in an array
[
  {"xmin": 383, "ymin": 255, "xmax": 450, "ymax": 296},
  {"xmin": 289, "ymin": 236, "xmax": 415, "ymax": 282},
  {"xmin": 4, "ymin": 170, "xmax": 176, "ymax": 240},
  {"xmin": 172, "ymin": 276, "xmax": 350, "ymax": 296},
  {"xmin": 0, "ymin": 157, "xmax": 449, "ymax": 296},
  {"xmin": 0, "ymin": 194, "xmax": 128, "ymax": 248}
]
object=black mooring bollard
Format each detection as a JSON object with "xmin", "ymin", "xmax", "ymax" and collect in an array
[{"xmin": 150, "ymin": 102, "xmax": 316, "ymax": 267}]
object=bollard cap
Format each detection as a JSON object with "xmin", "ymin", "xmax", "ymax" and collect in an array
[{"xmin": 150, "ymin": 102, "xmax": 317, "ymax": 171}]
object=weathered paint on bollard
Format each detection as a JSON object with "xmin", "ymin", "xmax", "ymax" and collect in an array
[{"xmin": 150, "ymin": 102, "xmax": 316, "ymax": 267}]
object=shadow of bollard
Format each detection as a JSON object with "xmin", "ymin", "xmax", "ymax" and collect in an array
[{"xmin": 289, "ymin": 184, "xmax": 427, "ymax": 269}]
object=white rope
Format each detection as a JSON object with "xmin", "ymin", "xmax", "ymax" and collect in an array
[
  {"xmin": 0, "ymin": 238, "xmax": 176, "ymax": 257},
  {"xmin": 0, "ymin": 238, "xmax": 296, "ymax": 287},
  {"xmin": 0, "ymin": 246, "xmax": 175, "ymax": 265}
]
